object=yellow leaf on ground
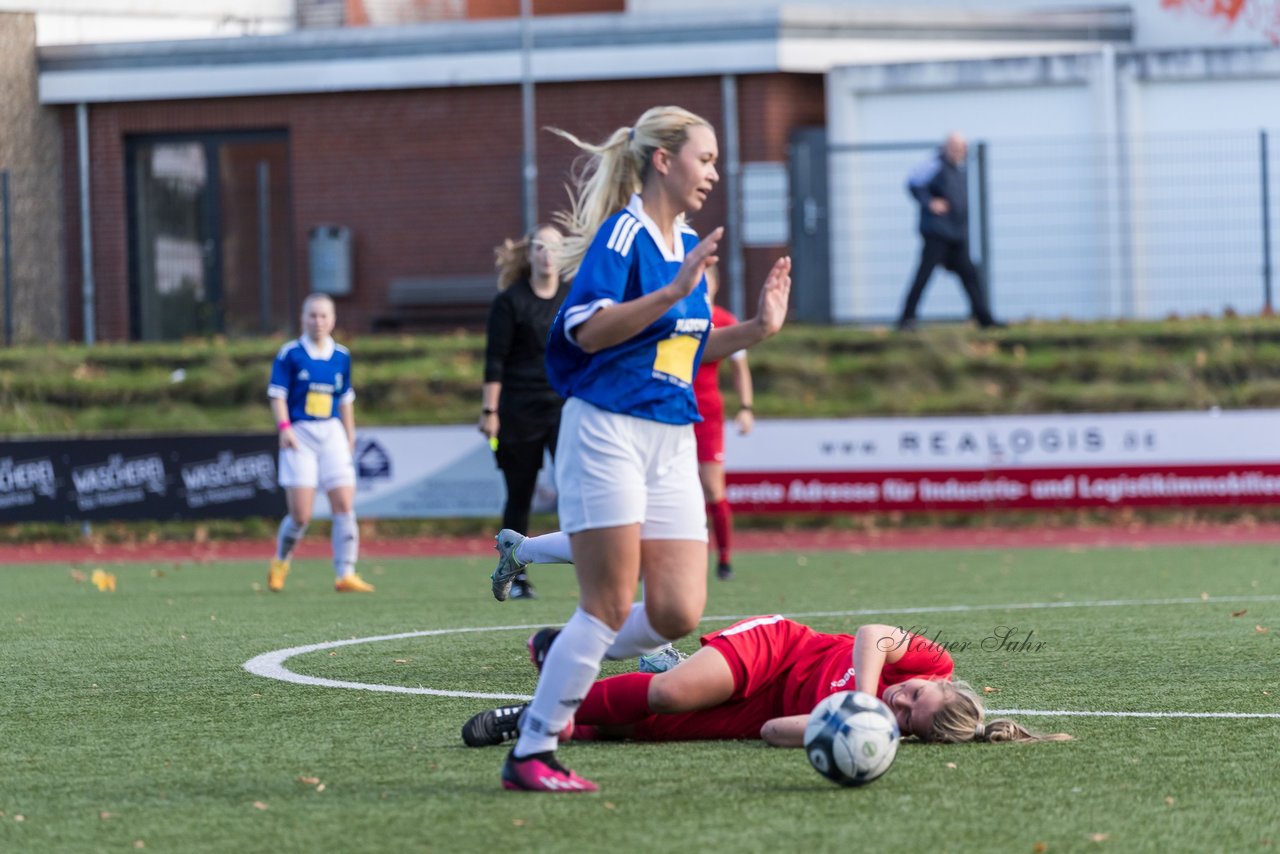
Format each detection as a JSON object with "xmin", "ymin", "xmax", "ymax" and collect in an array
[
  {"xmin": 1088, "ymin": 833, "xmax": 1109, "ymax": 843},
  {"xmin": 252, "ymin": 801, "xmax": 268, "ymax": 811}
]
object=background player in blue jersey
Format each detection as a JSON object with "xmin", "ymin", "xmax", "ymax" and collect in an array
[
  {"xmin": 266, "ymin": 293, "xmax": 373, "ymax": 594},
  {"xmin": 498, "ymin": 105, "xmax": 791, "ymax": 793}
]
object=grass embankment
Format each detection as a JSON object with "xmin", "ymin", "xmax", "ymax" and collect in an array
[{"xmin": 5, "ymin": 317, "xmax": 1280, "ymax": 437}]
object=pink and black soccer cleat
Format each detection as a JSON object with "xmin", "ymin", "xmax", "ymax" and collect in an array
[
  {"xmin": 527, "ymin": 627, "xmax": 560, "ymax": 672},
  {"xmin": 501, "ymin": 750, "xmax": 598, "ymax": 793}
]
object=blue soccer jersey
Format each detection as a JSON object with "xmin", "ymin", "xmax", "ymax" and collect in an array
[
  {"xmin": 546, "ymin": 195, "xmax": 712, "ymax": 425},
  {"xmin": 268, "ymin": 337, "xmax": 355, "ymax": 423}
]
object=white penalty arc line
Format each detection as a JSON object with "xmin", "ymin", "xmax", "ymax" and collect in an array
[{"xmin": 243, "ymin": 594, "xmax": 1280, "ymax": 718}]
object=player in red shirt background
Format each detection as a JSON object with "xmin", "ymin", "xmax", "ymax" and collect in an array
[
  {"xmin": 463, "ymin": 619, "xmax": 1070, "ymax": 747},
  {"xmin": 694, "ymin": 266, "xmax": 755, "ymax": 581}
]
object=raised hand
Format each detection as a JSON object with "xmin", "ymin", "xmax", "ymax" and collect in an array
[
  {"xmin": 755, "ymin": 256, "xmax": 791, "ymax": 338},
  {"xmin": 670, "ymin": 227, "xmax": 723, "ymax": 299}
]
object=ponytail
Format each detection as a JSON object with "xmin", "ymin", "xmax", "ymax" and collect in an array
[
  {"xmin": 547, "ymin": 105, "xmax": 713, "ymax": 279},
  {"xmin": 930, "ymin": 681, "xmax": 1073, "ymax": 744}
]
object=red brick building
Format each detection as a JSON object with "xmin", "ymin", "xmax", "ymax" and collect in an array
[{"xmin": 37, "ymin": 6, "xmax": 1111, "ymax": 340}]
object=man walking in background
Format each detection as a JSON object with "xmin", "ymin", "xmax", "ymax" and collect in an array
[{"xmin": 896, "ymin": 132, "xmax": 1003, "ymax": 331}]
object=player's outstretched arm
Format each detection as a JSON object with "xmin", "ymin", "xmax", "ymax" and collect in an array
[
  {"xmin": 760, "ymin": 715, "xmax": 807, "ymax": 747},
  {"xmin": 702, "ymin": 256, "xmax": 791, "ymax": 362}
]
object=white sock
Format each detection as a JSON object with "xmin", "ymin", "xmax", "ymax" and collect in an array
[
  {"xmin": 331, "ymin": 512, "xmax": 359, "ymax": 578},
  {"xmin": 276, "ymin": 516, "xmax": 307, "ymax": 560},
  {"xmin": 514, "ymin": 608, "xmax": 616, "ymax": 758},
  {"xmin": 517, "ymin": 531, "xmax": 573, "ymax": 565},
  {"xmin": 603, "ymin": 602, "xmax": 672, "ymax": 660}
]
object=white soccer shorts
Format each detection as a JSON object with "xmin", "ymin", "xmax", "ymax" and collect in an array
[
  {"xmin": 554, "ymin": 397, "xmax": 708, "ymax": 541},
  {"xmin": 278, "ymin": 419, "xmax": 356, "ymax": 492}
]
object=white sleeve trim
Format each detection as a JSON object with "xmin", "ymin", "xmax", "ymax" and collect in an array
[
  {"xmin": 339, "ymin": 389, "xmax": 356, "ymax": 404},
  {"xmin": 563, "ymin": 298, "xmax": 616, "ymax": 347},
  {"xmin": 729, "ymin": 349, "xmax": 748, "ymax": 362},
  {"xmin": 267, "ymin": 385, "xmax": 288, "ymax": 399}
]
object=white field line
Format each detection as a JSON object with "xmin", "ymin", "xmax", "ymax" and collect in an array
[{"xmin": 242, "ymin": 594, "xmax": 1280, "ymax": 717}]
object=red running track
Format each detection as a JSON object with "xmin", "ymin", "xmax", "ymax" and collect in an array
[{"xmin": 4, "ymin": 522, "xmax": 1280, "ymax": 565}]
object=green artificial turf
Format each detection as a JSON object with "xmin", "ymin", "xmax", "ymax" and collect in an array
[{"xmin": 2, "ymin": 544, "xmax": 1277, "ymax": 853}]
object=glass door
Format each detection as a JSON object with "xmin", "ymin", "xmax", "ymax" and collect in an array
[{"xmin": 128, "ymin": 132, "xmax": 292, "ymax": 340}]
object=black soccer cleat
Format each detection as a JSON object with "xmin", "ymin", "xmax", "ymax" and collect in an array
[
  {"xmin": 461, "ymin": 703, "xmax": 528, "ymax": 747},
  {"xmin": 716, "ymin": 561, "xmax": 734, "ymax": 581},
  {"xmin": 527, "ymin": 627, "xmax": 560, "ymax": 672}
]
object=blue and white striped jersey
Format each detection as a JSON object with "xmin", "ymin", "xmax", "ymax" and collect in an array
[
  {"xmin": 267, "ymin": 336, "xmax": 355, "ymax": 423},
  {"xmin": 546, "ymin": 194, "xmax": 712, "ymax": 425}
]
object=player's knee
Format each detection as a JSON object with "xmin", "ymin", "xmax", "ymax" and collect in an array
[
  {"xmin": 290, "ymin": 510, "xmax": 311, "ymax": 527},
  {"xmin": 649, "ymin": 608, "xmax": 700, "ymax": 641},
  {"xmin": 647, "ymin": 676, "xmax": 692, "ymax": 713}
]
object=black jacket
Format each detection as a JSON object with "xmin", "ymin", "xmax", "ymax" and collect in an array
[
  {"xmin": 482, "ymin": 279, "xmax": 567, "ymax": 443},
  {"xmin": 907, "ymin": 150, "xmax": 969, "ymax": 243}
]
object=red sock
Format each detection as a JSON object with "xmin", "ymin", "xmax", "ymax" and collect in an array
[
  {"xmin": 576, "ymin": 672, "xmax": 654, "ymax": 725},
  {"xmin": 708, "ymin": 499, "xmax": 732, "ymax": 564}
]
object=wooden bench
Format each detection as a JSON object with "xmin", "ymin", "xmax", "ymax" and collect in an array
[{"xmin": 372, "ymin": 274, "xmax": 497, "ymax": 331}]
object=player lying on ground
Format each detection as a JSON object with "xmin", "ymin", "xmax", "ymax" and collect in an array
[{"xmin": 463, "ymin": 618, "xmax": 1070, "ymax": 747}]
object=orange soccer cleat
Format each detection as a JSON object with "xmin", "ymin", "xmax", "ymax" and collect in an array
[
  {"xmin": 334, "ymin": 573, "xmax": 375, "ymax": 593},
  {"xmin": 267, "ymin": 558, "xmax": 291, "ymax": 592}
]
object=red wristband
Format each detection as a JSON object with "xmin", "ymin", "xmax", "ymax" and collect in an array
[{"xmin": 277, "ymin": 420, "xmax": 291, "ymax": 431}]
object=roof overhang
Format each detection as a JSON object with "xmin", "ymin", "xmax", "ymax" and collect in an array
[{"xmin": 37, "ymin": 6, "xmax": 1132, "ymax": 105}]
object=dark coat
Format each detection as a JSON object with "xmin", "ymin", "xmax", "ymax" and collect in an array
[{"xmin": 907, "ymin": 150, "xmax": 969, "ymax": 243}]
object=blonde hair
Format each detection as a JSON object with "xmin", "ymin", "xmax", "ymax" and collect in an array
[
  {"xmin": 494, "ymin": 224, "xmax": 558, "ymax": 291},
  {"xmin": 547, "ymin": 106, "xmax": 714, "ymax": 279},
  {"xmin": 301, "ymin": 292, "xmax": 334, "ymax": 314},
  {"xmin": 929, "ymin": 681, "xmax": 1073, "ymax": 744}
]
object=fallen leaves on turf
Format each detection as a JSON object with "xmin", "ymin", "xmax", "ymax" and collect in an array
[
  {"xmin": 1256, "ymin": 625, "xmax": 1270, "ymax": 634},
  {"xmin": 297, "ymin": 776, "xmax": 320, "ymax": 785},
  {"xmin": 945, "ymin": 762, "xmax": 957, "ymax": 769},
  {"xmin": 1088, "ymin": 833, "xmax": 1110, "ymax": 843},
  {"xmin": 91, "ymin": 569, "xmax": 116, "ymax": 592},
  {"xmin": 1232, "ymin": 609, "xmax": 1248, "ymax": 617},
  {"xmin": 1164, "ymin": 797, "xmax": 1176, "ymax": 806},
  {"xmin": 983, "ymin": 686, "xmax": 1000, "ymax": 694},
  {"xmin": 1033, "ymin": 844, "xmax": 1048, "ymax": 853},
  {"xmin": 252, "ymin": 801, "xmax": 268, "ymax": 811}
]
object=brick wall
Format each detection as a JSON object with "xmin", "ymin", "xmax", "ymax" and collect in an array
[
  {"xmin": 0, "ymin": 12, "xmax": 66, "ymax": 343},
  {"xmin": 61, "ymin": 71, "xmax": 823, "ymax": 340}
]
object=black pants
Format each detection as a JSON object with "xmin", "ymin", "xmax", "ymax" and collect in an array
[
  {"xmin": 898, "ymin": 236, "xmax": 996, "ymax": 327},
  {"xmin": 495, "ymin": 430, "xmax": 558, "ymax": 536}
]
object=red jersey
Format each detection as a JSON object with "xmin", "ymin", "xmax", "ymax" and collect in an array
[
  {"xmin": 692, "ymin": 305, "xmax": 738, "ymax": 414},
  {"xmin": 627, "ymin": 616, "xmax": 954, "ymax": 742}
]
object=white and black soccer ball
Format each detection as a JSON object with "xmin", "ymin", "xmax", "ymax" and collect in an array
[{"xmin": 803, "ymin": 690, "xmax": 900, "ymax": 787}]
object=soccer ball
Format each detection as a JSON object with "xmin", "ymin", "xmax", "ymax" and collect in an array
[{"xmin": 803, "ymin": 690, "xmax": 900, "ymax": 787}]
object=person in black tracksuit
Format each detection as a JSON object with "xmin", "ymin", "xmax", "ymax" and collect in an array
[
  {"xmin": 480, "ymin": 225, "xmax": 567, "ymax": 599},
  {"xmin": 897, "ymin": 133, "xmax": 1002, "ymax": 331}
]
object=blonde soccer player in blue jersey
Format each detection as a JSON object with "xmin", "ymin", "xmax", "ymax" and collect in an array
[
  {"xmin": 498, "ymin": 106, "xmax": 791, "ymax": 793},
  {"xmin": 266, "ymin": 293, "xmax": 373, "ymax": 593}
]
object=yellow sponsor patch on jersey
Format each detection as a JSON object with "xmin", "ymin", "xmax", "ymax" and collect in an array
[
  {"xmin": 304, "ymin": 390, "xmax": 333, "ymax": 417},
  {"xmin": 653, "ymin": 335, "xmax": 699, "ymax": 385}
]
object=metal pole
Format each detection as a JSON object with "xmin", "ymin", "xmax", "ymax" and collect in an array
[
  {"xmin": 2, "ymin": 170, "xmax": 12, "ymax": 347},
  {"xmin": 720, "ymin": 74, "xmax": 745, "ymax": 319},
  {"xmin": 519, "ymin": 0, "xmax": 537, "ymax": 233},
  {"xmin": 257, "ymin": 160, "xmax": 272, "ymax": 332},
  {"xmin": 975, "ymin": 141, "xmax": 991, "ymax": 307},
  {"xmin": 1262, "ymin": 129, "xmax": 1273, "ymax": 315},
  {"xmin": 77, "ymin": 102, "xmax": 96, "ymax": 346}
]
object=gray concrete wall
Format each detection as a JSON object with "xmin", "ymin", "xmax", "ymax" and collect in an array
[{"xmin": 0, "ymin": 11, "xmax": 65, "ymax": 343}]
